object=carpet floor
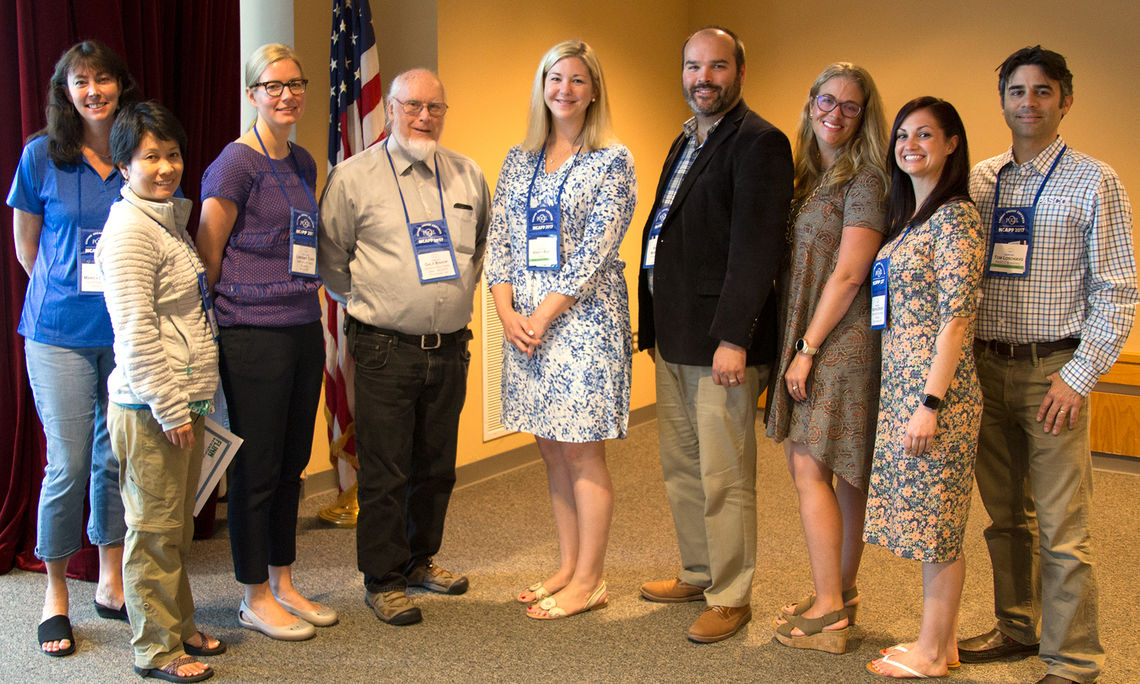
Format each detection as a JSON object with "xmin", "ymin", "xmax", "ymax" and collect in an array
[{"xmin": 3, "ymin": 419, "xmax": 1136, "ymax": 682}]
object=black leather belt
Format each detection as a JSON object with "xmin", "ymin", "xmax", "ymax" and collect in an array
[
  {"xmin": 350, "ymin": 318, "xmax": 470, "ymax": 350},
  {"xmin": 974, "ymin": 337, "xmax": 1079, "ymax": 360}
]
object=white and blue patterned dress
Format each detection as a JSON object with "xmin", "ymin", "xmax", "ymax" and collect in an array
[{"xmin": 486, "ymin": 143, "xmax": 637, "ymax": 442}]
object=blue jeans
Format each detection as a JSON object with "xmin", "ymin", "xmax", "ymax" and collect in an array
[{"xmin": 24, "ymin": 339, "xmax": 125, "ymax": 561}]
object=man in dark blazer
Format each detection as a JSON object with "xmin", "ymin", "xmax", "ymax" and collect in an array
[{"xmin": 636, "ymin": 26, "xmax": 793, "ymax": 644}]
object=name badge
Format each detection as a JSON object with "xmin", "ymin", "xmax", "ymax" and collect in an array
[
  {"xmin": 289, "ymin": 208, "xmax": 319, "ymax": 278},
  {"xmin": 987, "ymin": 206, "xmax": 1033, "ymax": 277},
  {"xmin": 408, "ymin": 218, "xmax": 460, "ymax": 283},
  {"xmin": 197, "ymin": 272, "xmax": 219, "ymax": 340},
  {"xmin": 642, "ymin": 206, "xmax": 669, "ymax": 269},
  {"xmin": 78, "ymin": 227, "xmax": 104, "ymax": 294},
  {"xmin": 870, "ymin": 257, "xmax": 889, "ymax": 330},
  {"xmin": 526, "ymin": 205, "xmax": 560, "ymax": 270}
]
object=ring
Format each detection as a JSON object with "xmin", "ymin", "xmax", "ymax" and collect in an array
[
  {"xmin": 1058, "ymin": 409, "xmax": 1067, "ymax": 414},
  {"xmin": 791, "ymin": 384, "xmax": 799, "ymax": 391},
  {"xmin": 729, "ymin": 378, "xmax": 738, "ymax": 384}
]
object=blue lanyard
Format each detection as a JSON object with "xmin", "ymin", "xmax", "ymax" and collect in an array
[
  {"xmin": 994, "ymin": 145, "xmax": 1066, "ymax": 212},
  {"xmin": 885, "ymin": 222, "xmax": 915, "ymax": 259},
  {"xmin": 526, "ymin": 145, "xmax": 580, "ymax": 212},
  {"xmin": 253, "ymin": 126, "xmax": 317, "ymax": 212},
  {"xmin": 385, "ymin": 146, "xmax": 445, "ymax": 222}
]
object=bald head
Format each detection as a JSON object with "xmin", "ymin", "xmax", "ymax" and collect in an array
[
  {"xmin": 683, "ymin": 26, "xmax": 745, "ymax": 72},
  {"xmin": 386, "ymin": 68, "xmax": 447, "ymax": 158}
]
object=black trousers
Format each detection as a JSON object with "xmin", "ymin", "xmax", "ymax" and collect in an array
[
  {"xmin": 348, "ymin": 319, "xmax": 470, "ymax": 592},
  {"xmin": 219, "ymin": 322, "xmax": 324, "ymax": 584}
]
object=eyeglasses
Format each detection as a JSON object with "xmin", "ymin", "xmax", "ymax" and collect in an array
[
  {"xmin": 252, "ymin": 79, "xmax": 309, "ymax": 97},
  {"xmin": 814, "ymin": 94, "xmax": 863, "ymax": 118},
  {"xmin": 394, "ymin": 98, "xmax": 449, "ymax": 118}
]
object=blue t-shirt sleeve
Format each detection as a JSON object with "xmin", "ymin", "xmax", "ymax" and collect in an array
[{"xmin": 7, "ymin": 138, "xmax": 47, "ymax": 215}]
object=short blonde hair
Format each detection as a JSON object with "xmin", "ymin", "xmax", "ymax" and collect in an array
[
  {"xmin": 522, "ymin": 40, "xmax": 613, "ymax": 153},
  {"xmin": 792, "ymin": 62, "xmax": 889, "ymax": 205},
  {"xmin": 244, "ymin": 43, "xmax": 303, "ymax": 88}
]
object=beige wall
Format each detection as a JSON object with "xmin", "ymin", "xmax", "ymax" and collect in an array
[
  {"xmin": 288, "ymin": 0, "xmax": 1140, "ymax": 478},
  {"xmin": 437, "ymin": 0, "xmax": 690, "ymax": 465},
  {"xmin": 696, "ymin": 0, "xmax": 1140, "ymax": 350}
]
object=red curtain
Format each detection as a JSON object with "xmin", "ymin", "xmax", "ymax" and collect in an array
[{"xmin": 0, "ymin": 0, "xmax": 239, "ymax": 577}]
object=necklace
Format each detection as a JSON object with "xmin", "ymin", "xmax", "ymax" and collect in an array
[
  {"xmin": 86, "ymin": 146, "xmax": 112, "ymax": 163},
  {"xmin": 787, "ymin": 180, "xmax": 825, "ymax": 245}
]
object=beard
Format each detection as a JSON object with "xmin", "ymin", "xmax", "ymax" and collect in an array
[
  {"xmin": 391, "ymin": 129, "xmax": 438, "ymax": 162},
  {"xmin": 683, "ymin": 76, "xmax": 742, "ymax": 119}
]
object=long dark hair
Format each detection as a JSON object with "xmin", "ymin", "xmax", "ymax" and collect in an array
[
  {"xmin": 885, "ymin": 96, "xmax": 971, "ymax": 239},
  {"xmin": 37, "ymin": 40, "xmax": 141, "ymax": 166}
]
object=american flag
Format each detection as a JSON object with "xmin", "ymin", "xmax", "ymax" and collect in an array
[{"xmin": 323, "ymin": 0, "xmax": 385, "ymax": 490}]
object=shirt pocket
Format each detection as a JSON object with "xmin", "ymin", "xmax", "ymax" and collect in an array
[{"xmin": 449, "ymin": 207, "xmax": 477, "ymax": 255}]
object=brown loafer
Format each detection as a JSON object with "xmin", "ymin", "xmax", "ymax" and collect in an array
[
  {"xmin": 640, "ymin": 577, "xmax": 705, "ymax": 603},
  {"xmin": 687, "ymin": 604, "xmax": 752, "ymax": 643},
  {"xmin": 958, "ymin": 627, "xmax": 1038, "ymax": 663}
]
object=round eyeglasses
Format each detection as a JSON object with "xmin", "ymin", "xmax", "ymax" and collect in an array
[
  {"xmin": 394, "ymin": 98, "xmax": 449, "ymax": 118},
  {"xmin": 814, "ymin": 94, "xmax": 863, "ymax": 118},
  {"xmin": 252, "ymin": 79, "xmax": 309, "ymax": 97}
]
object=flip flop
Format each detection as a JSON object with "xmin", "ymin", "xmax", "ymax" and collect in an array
[
  {"xmin": 134, "ymin": 654, "xmax": 214, "ymax": 682},
  {"xmin": 879, "ymin": 644, "xmax": 960, "ymax": 668},
  {"xmin": 183, "ymin": 631, "xmax": 227, "ymax": 656},
  {"xmin": 37, "ymin": 614, "xmax": 76, "ymax": 657},
  {"xmin": 867, "ymin": 653, "xmax": 938, "ymax": 678}
]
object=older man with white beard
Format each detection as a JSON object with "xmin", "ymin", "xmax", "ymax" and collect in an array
[{"xmin": 318, "ymin": 68, "xmax": 490, "ymax": 626}]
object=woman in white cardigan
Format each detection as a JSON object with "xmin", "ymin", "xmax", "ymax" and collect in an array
[{"xmin": 96, "ymin": 101, "xmax": 221, "ymax": 684}]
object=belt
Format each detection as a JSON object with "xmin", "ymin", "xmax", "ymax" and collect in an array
[
  {"xmin": 974, "ymin": 337, "xmax": 1079, "ymax": 360},
  {"xmin": 350, "ymin": 318, "xmax": 470, "ymax": 350}
]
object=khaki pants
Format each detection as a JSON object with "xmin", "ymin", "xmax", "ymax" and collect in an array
[
  {"xmin": 974, "ymin": 347, "xmax": 1103, "ymax": 682},
  {"xmin": 655, "ymin": 359, "xmax": 767, "ymax": 607},
  {"xmin": 109, "ymin": 405, "xmax": 205, "ymax": 670}
]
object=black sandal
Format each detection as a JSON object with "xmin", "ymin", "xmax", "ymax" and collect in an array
[
  {"xmin": 37, "ymin": 614, "xmax": 76, "ymax": 657},
  {"xmin": 183, "ymin": 631, "xmax": 227, "ymax": 656},
  {"xmin": 134, "ymin": 654, "xmax": 214, "ymax": 682}
]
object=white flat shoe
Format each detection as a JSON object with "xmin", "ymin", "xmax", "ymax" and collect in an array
[
  {"xmin": 238, "ymin": 600, "xmax": 316, "ymax": 641},
  {"xmin": 278, "ymin": 598, "xmax": 338, "ymax": 627}
]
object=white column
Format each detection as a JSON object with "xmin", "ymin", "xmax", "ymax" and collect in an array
[{"xmin": 239, "ymin": 0, "xmax": 295, "ymax": 135}]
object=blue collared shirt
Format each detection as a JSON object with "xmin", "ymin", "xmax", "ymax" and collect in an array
[{"xmin": 971, "ymin": 136, "xmax": 1138, "ymax": 395}]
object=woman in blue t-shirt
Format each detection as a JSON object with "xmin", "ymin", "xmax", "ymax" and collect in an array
[{"xmin": 6, "ymin": 40, "xmax": 140, "ymax": 657}]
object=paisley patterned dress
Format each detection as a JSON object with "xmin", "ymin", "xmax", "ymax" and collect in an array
[
  {"xmin": 862, "ymin": 199, "xmax": 985, "ymax": 562},
  {"xmin": 485, "ymin": 144, "xmax": 637, "ymax": 442},
  {"xmin": 766, "ymin": 170, "xmax": 885, "ymax": 491}
]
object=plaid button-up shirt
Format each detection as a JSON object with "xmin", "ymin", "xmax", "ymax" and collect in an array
[
  {"xmin": 971, "ymin": 136, "xmax": 1138, "ymax": 395},
  {"xmin": 647, "ymin": 116, "xmax": 723, "ymax": 294}
]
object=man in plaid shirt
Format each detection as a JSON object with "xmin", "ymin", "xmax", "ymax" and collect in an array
[{"xmin": 959, "ymin": 46, "xmax": 1137, "ymax": 684}]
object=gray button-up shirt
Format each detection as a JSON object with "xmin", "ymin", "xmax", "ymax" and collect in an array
[{"xmin": 318, "ymin": 136, "xmax": 490, "ymax": 334}]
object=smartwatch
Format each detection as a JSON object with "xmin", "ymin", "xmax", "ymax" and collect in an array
[
  {"xmin": 795, "ymin": 338, "xmax": 818, "ymax": 356},
  {"xmin": 920, "ymin": 393, "xmax": 943, "ymax": 410}
]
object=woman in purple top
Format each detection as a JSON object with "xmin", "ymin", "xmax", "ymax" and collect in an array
[
  {"xmin": 7, "ymin": 40, "xmax": 140, "ymax": 657},
  {"xmin": 196, "ymin": 43, "xmax": 332, "ymax": 641}
]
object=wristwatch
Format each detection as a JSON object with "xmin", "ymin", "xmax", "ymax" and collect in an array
[
  {"xmin": 920, "ymin": 393, "xmax": 943, "ymax": 410},
  {"xmin": 795, "ymin": 338, "xmax": 818, "ymax": 356}
]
